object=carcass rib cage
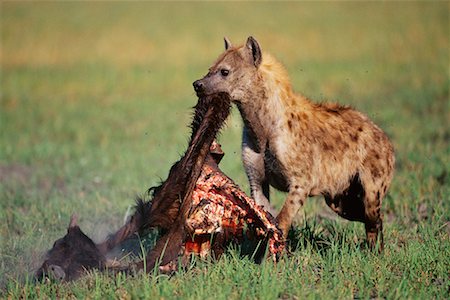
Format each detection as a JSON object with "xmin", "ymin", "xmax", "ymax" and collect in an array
[{"xmin": 183, "ymin": 157, "xmax": 285, "ymax": 261}]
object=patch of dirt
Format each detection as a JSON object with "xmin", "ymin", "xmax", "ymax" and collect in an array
[
  {"xmin": 384, "ymin": 208, "xmax": 396, "ymax": 224},
  {"xmin": 0, "ymin": 163, "xmax": 32, "ymax": 184},
  {"xmin": 0, "ymin": 163, "xmax": 67, "ymax": 194},
  {"xmin": 38, "ymin": 177, "xmax": 67, "ymax": 195},
  {"xmin": 417, "ymin": 202, "xmax": 435, "ymax": 222}
]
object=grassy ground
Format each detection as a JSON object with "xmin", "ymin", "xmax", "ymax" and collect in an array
[{"xmin": 1, "ymin": 2, "xmax": 449, "ymax": 299}]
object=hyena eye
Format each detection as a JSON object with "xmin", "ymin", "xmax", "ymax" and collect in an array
[{"xmin": 220, "ymin": 69, "xmax": 230, "ymax": 77}]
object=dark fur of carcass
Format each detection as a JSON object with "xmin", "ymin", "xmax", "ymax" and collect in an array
[{"xmin": 35, "ymin": 215, "xmax": 105, "ymax": 281}]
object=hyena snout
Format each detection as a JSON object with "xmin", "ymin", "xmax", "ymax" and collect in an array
[
  {"xmin": 193, "ymin": 77, "xmax": 219, "ymax": 97},
  {"xmin": 193, "ymin": 79, "xmax": 206, "ymax": 96}
]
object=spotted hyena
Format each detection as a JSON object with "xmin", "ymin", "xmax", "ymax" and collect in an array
[{"xmin": 193, "ymin": 37, "xmax": 395, "ymax": 250}]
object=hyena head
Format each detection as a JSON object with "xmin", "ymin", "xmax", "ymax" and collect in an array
[{"xmin": 193, "ymin": 36, "xmax": 263, "ymax": 102}]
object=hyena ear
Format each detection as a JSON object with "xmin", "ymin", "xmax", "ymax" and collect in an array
[
  {"xmin": 68, "ymin": 213, "xmax": 78, "ymax": 230},
  {"xmin": 224, "ymin": 37, "xmax": 232, "ymax": 50},
  {"xmin": 246, "ymin": 36, "xmax": 262, "ymax": 67}
]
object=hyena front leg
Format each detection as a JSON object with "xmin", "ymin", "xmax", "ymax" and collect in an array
[
  {"xmin": 276, "ymin": 186, "xmax": 308, "ymax": 239},
  {"xmin": 242, "ymin": 126, "xmax": 275, "ymax": 215}
]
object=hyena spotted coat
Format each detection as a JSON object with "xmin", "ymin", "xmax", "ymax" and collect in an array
[{"xmin": 193, "ymin": 37, "xmax": 395, "ymax": 249}]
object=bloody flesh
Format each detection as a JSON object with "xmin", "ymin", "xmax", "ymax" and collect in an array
[{"xmin": 184, "ymin": 154, "xmax": 285, "ymax": 261}]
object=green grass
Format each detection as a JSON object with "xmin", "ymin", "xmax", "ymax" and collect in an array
[{"xmin": 1, "ymin": 2, "xmax": 449, "ymax": 299}]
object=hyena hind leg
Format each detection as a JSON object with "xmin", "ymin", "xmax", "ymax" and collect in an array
[
  {"xmin": 324, "ymin": 174, "xmax": 384, "ymax": 251},
  {"xmin": 324, "ymin": 175, "xmax": 366, "ymax": 222},
  {"xmin": 362, "ymin": 181, "xmax": 385, "ymax": 252}
]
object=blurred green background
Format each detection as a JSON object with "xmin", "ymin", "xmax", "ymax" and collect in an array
[{"xmin": 1, "ymin": 2, "xmax": 448, "ymax": 298}]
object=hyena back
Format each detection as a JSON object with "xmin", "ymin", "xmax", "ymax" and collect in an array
[{"xmin": 193, "ymin": 37, "xmax": 395, "ymax": 250}]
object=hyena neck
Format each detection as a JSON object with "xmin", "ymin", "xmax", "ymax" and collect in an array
[
  {"xmin": 239, "ymin": 53, "xmax": 311, "ymax": 142},
  {"xmin": 236, "ymin": 102, "xmax": 267, "ymax": 151},
  {"xmin": 259, "ymin": 53, "xmax": 311, "ymax": 109}
]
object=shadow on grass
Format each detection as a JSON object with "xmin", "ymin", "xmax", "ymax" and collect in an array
[
  {"xmin": 287, "ymin": 217, "xmax": 376, "ymax": 256},
  {"xmin": 240, "ymin": 216, "xmax": 372, "ymax": 263},
  {"xmin": 105, "ymin": 228, "xmax": 161, "ymax": 263},
  {"xmin": 287, "ymin": 219, "xmax": 334, "ymax": 253},
  {"xmin": 109, "ymin": 216, "xmax": 367, "ymax": 268},
  {"xmin": 238, "ymin": 217, "xmax": 355, "ymax": 263}
]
